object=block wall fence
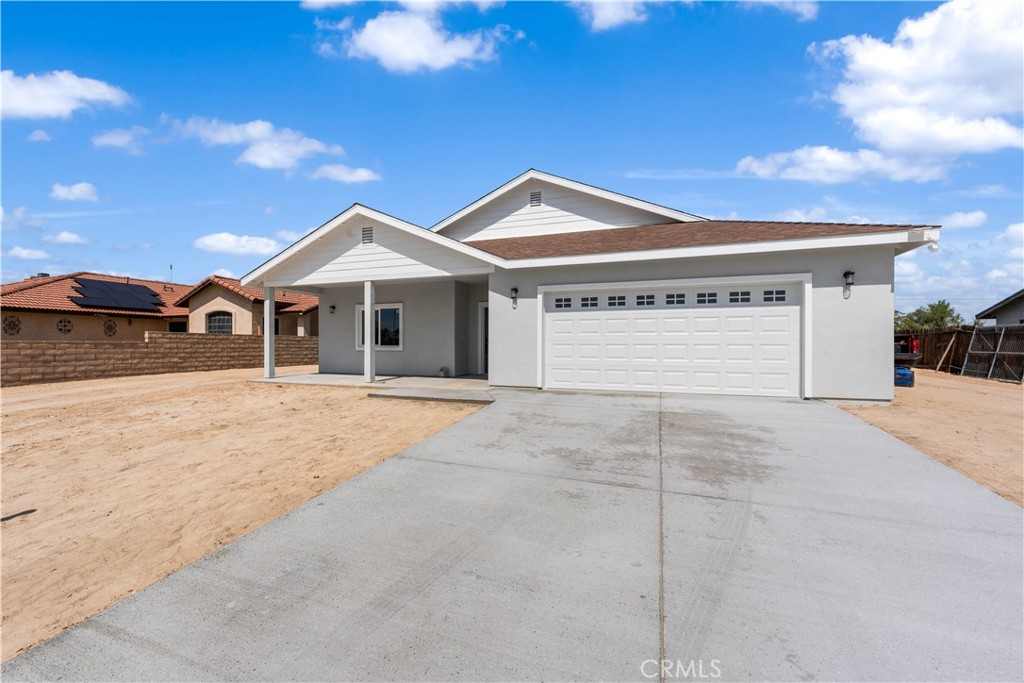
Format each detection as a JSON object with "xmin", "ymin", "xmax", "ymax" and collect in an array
[{"xmin": 1, "ymin": 332, "xmax": 318, "ymax": 387}]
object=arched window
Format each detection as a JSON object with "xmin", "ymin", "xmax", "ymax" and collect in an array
[{"xmin": 206, "ymin": 311, "xmax": 233, "ymax": 334}]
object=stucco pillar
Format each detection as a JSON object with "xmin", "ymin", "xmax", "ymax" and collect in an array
[
  {"xmin": 263, "ymin": 286, "xmax": 275, "ymax": 378},
  {"xmin": 363, "ymin": 280, "xmax": 375, "ymax": 382},
  {"xmin": 296, "ymin": 313, "xmax": 307, "ymax": 337}
]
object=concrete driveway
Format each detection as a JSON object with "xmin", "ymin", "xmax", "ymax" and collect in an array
[{"xmin": 4, "ymin": 390, "xmax": 1021, "ymax": 681}]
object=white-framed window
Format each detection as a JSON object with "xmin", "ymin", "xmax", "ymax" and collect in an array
[
  {"xmin": 554, "ymin": 297, "xmax": 572, "ymax": 309},
  {"xmin": 636, "ymin": 294, "xmax": 655, "ymax": 306},
  {"xmin": 355, "ymin": 303, "xmax": 403, "ymax": 350},
  {"xmin": 581, "ymin": 296, "xmax": 599, "ymax": 308},
  {"xmin": 729, "ymin": 290, "xmax": 751, "ymax": 304},
  {"xmin": 207, "ymin": 311, "xmax": 233, "ymax": 334},
  {"xmin": 666, "ymin": 293, "xmax": 685, "ymax": 305},
  {"xmin": 608, "ymin": 295, "xmax": 626, "ymax": 307},
  {"xmin": 696, "ymin": 292, "xmax": 718, "ymax": 305},
  {"xmin": 764, "ymin": 289, "xmax": 787, "ymax": 302}
]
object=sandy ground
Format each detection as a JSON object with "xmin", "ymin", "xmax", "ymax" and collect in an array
[
  {"xmin": 1, "ymin": 366, "xmax": 480, "ymax": 662},
  {"xmin": 844, "ymin": 369, "xmax": 1023, "ymax": 506}
]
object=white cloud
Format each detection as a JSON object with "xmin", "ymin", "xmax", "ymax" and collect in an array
[
  {"xmin": 940, "ymin": 210, "xmax": 987, "ymax": 230},
  {"xmin": 212, "ymin": 268, "xmax": 237, "ymax": 278},
  {"xmin": 92, "ymin": 126, "xmax": 149, "ymax": 155},
  {"xmin": 776, "ymin": 206, "xmax": 828, "ymax": 222},
  {"xmin": 0, "ymin": 206, "xmax": 46, "ymax": 231},
  {"xmin": 814, "ymin": 0, "xmax": 1023, "ymax": 156},
  {"xmin": 176, "ymin": 117, "xmax": 343, "ymax": 171},
  {"xmin": 50, "ymin": 182, "xmax": 99, "ymax": 202},
  {"xmin": 741, "ymin": 1, "xmax": 818, "ymax": 22},
  {"xmin": 570, "ymin": 2, "xmax": 648, "ymax": 32},
  {"xmin": 7, "ymin": 246, "xmax": 51, "ymax": 260},
  {"xmin": 300, "ymin": 0, "xmax": 358, "ymax": 8},
  {"xmin": 735, "ymin": 145, "xmax": 947, "ymax": 183},
  {"xmin": 193, "ymin": 232, "xmax": 281, "ymax": 256},
  {"xmin": 345, "ymin": 10, "xmax": 510, "ymax": 73},
  {"xmin": 27, "ymin": 129, "xmax": 51, "ymax": 142},
  {"xmin": 275, "ymin": 228, "xmax": 319, "ymax": 243},
  {"xmin": 309, "ymin": 164, "xmax": 382, "ymax": 183},
  {"xmin": 42, "ymin": 230, "xmax": 89, "ymax": 245},
  {"xmin": 1, "ymin": 69, "xmax": 131, "ymax": 119}
]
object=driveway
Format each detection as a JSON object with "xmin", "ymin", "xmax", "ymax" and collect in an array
[{"xmin": 4, "ymin": 390, "xmax": 1021, "ymax": 681}]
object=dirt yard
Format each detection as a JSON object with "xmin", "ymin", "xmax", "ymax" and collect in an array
[
  {"xmin": 1, "ymin": 366, "xmax": 480, "ymax": 662},
  {"xmin": 844, "ymin": 369, "xmax": 1023, "ymax": 506}
]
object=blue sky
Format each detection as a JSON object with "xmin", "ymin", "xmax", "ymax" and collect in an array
[{"xmin": 2, "ymin": 0, "xmax": 1021, "ymax": 317}]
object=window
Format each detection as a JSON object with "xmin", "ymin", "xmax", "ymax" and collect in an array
[
  {"xmin": 636, "ymin": 294, "xmax": 655, "ymax": 307},
  {"xmin": 355, "ymin": 304, "xmax": 403, "ymax": 350},
  {"xmin": 729, "ymin": 291, "xmax": 751, "ymax": 304},
  {"xmin": 361, "ymin": 226, "xmax": 374, "ymax": 244},
  {"xmin": 764, "ymin": 289, "xmax": 787, "ymax": 303},
  {"xmin": 666, "ymin": 293, "xmax": 685, "ymax": 305},
  {"xmin": 274, "ymin": 318, "xmax": 280, "ymax": 336},
  {"xmin": 608, "ymin": 295, "xmax": 626, "ymax": 307},
  {"xmin": 207, "ymin": 311, "xmax": 233, "ymax": 334},
  {"xmin": 554, "ymin": 297, "xmax": 572, "ymax": 309},
  {"xmin": 168, "ymin": 321, "xmax": 188, "ymax": 333},
  {"xmin": 529, "ymin": 190, "xmax": 542, "ymax": 207},
  {"xmin": 581, "ymin": 296, "xmax": 598, "ymax": 308},
  {"xmin": 696, "ymin": 292, "xmax": 718, "ymax": 305}
]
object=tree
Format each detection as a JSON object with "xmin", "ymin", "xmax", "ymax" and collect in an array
[{"xmin": 894, "ymin": 299, "xmax": 965, "ymax": 330}]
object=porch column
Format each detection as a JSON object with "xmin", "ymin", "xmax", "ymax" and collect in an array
[
  {"xmin": 263, "ymin": 286, "xmax": 275, "ymax": 378},
  {"xmin": 363, "ymin": 280, "xmax": 375, "ymax": 382},
  {"xmin": 296, "ymin": 313, "xmax": 307, "ymax": 337}
]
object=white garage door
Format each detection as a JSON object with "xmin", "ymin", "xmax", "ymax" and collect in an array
[{"xmin": 543, "ymin": 282, "xmax": 801, "ymax": 397}]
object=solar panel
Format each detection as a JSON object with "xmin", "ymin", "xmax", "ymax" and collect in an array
[{"xmin": 70, "ymin": 278, "xmax": 163, "ymax": 312}]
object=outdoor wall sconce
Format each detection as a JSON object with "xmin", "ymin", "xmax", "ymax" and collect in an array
[
  {"xmin": 843, "ymin": 270, "xmax": 855, "ymax": 300},
  {"xmin": 329, "ymin": 305, "xmax": 336, "ymax": 314},
  {"xmin": 511, "ymin": 287, "xmax": 519, "ymax": 309}
]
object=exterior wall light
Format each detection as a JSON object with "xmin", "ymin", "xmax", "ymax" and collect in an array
[
  {"xmin": 511, "ymin": 287, "xmax": 519, "ymax": 309},
  {"xmin": 843, "ymin": 271, "xmax": 855, "ymax": 286},
  {"xmin": 329, "ymin": 305, "xmax": 336, "ymax": 314}
]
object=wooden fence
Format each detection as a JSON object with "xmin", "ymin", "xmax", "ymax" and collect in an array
[{"xmin": 897, "ymin": 324, "xmax": 1024, "ymax": 383}]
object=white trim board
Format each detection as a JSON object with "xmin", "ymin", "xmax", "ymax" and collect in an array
[{"xmin": 536, "ymin": 273, "xmax": 813, "ymax": 398}]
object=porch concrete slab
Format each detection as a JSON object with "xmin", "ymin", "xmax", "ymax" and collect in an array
[
  {"xmin": 367, "ymin": 388, "xmax": 494, "ymax": 404},
  {"xmin": 4, "ymin": 391, "xmax": 1021, "ymax": 682},
  {"xmin": 252, "ymin": 373, "xmax": 490, "ymax": 391}
]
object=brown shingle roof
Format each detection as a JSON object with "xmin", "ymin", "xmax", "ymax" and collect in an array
[
  {"xmin": 0, "ymin": 272, "xmax": 191, "ymax": 318},
  {"xmin": 465, "ymin": 220, "xmax": 934, "ymax": 260},
  {"xmin": 174, "ymin": 276, "xmax": 319, "ymax": 314}
]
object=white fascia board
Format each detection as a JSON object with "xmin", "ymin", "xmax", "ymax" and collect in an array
[
  {"xmin": 502, "ymin": 228, "xmax": 939, "ymax": 270},
  {"xmin": 240, "ymin": 204, "xmax": 505, "ymax": 287},
  {"xmin": 429, "ymin": 169, "xmax": 705, "ymax": 234}
]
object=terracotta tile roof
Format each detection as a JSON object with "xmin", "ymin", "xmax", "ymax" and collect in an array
[
  {"xmin": 465, "ymin": 220, "xmax": 935, "ymax": 260},
  {"xmin": 0, "ymin": 272, "xmax": 191, "ymax": 318},
  {"xmin": 174, "ymin": 275, "xmax": 319, "ymax": 314}
]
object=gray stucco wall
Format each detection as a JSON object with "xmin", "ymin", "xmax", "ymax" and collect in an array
[
  {"xmin": 995, "ymin": 298, "xmax": 1024, "ymax": 326},
  {"xmin": 487, "ymin": 245, "xmax": 897, "ymax": 401},
  {"xmin": 318, "ymin": 281, "xmax": 459, "ymax": 376}
]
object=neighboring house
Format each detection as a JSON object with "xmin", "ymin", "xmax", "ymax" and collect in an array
[
  {"xmin": 976, "ymin": 289, "xmax": 1024, "ymax": 326},
  {"xmin": 173, "ymin": 275, "xmax": 319, "ymax": 336},
  {"xmin": 241, "ymin": 169, "xmax": 939, "ymax": 400},
  {"xmin": 0, "ymin": 272, "xmax": 190, "ymax": 341}
]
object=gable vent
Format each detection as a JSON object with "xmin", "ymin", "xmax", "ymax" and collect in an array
[
  {"xmin": 529, "ymin": 190, "xmax": 542, "ymax": 207},
  {"xmin": 361, "ymin": 226, "xmax": 374, "ymax": 244}
]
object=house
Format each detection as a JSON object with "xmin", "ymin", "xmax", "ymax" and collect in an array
[
  {"xmin": 0, "ymin": 272, "xmax": 190, "ymax": 341},
  {"xmin": 976, "ymin": 289, "xmax": 1024, "ymax": 326},
  {"xmin": 240, "ymin": 170, "xmax": 939, "ymax": 400},
  {"xmin": 172, "ymin": 275, "xmax": 319, "ymax": 336}
]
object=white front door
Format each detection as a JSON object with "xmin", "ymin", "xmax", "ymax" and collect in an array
[{"xmin": 543, "ymin": 282, "xmax": 801, "ymax": 397}]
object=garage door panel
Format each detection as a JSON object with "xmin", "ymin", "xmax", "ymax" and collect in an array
[{"xmin": 543, "ymin": 283, "xmax": 800, "ymax": 397}]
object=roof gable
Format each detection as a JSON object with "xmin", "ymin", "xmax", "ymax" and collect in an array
[
  {"xmin": 240, "ymin": 204, "xmax": 501, "ymax": 288},
  {"xmin": 174, "ymin": 275, "xmax": 319, "ymax": 313},
  {"xmin": 430, "ymin": 169, "xmax": 705, "ymax": 241},
  {"xmin": 977, "ymin": 288, "xmax": 1024, "ymax": 319}
]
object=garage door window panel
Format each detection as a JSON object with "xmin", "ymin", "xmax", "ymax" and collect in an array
[{"xmin": 697, "ymin": 292, "xmax": 718, "ymax": 305}]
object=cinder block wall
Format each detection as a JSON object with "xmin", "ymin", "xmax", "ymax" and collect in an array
[{"xmin": 0, "ymin": 332, "xmax": 318, "ymax": 387}]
